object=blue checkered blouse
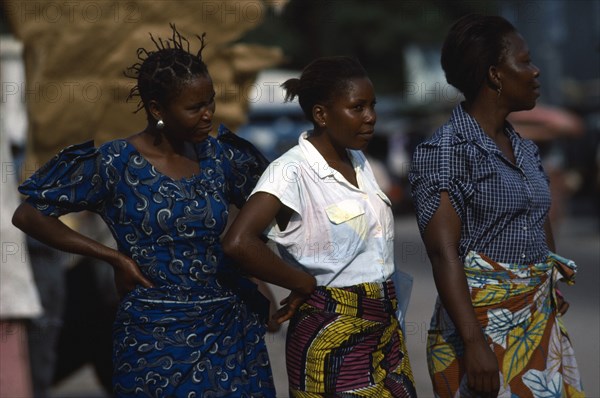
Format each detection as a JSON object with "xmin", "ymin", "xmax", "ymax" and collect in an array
[{"xmin": 409, "ymin": 104, "xmax": 551, "ymax": 264}]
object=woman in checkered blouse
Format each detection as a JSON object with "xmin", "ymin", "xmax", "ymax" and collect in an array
[{"xmin": 409, "ymin": 14, "xmax": 584, "ymax": 398}]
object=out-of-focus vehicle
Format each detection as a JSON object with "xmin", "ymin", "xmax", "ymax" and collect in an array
[{"xmin": 237, "ymin": 69, "xmax": 311, "ymax": 162}]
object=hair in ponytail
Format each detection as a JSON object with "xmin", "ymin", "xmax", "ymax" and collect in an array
[{"xmin": 281, "ymin": 56, "xmax": 368, "ymax": 123}]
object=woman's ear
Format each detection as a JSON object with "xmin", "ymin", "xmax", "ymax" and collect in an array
[
  {"xmin": 488, "ymin": 65, "xmax": 502, "ymax": 90},
  {"xmin": 148, "ymin": 100, "xmax": 163, "ymax": 122},
  {"xmin": 312, "ymin": 104, "xmax": 327, "ymax": 128}
]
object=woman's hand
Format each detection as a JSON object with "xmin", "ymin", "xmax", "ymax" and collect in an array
[
  {"xmin": 556, "ymin": 288, "xmax": 570, "ymax": 316},
  {"xmin": 464, "ymin": 338, "xmax": 500, "ymax": 397},
  {"xmin": 110, "ymin": 252, "xmax": 154, "ymax": 299},
  {"xmin": 272, "ymin": 290, "xmax": 310, "ymax": 324}
]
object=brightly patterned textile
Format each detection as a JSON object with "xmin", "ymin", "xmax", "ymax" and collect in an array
[
  {"xmin": 287, "ymin": 280, "xmax": 417, "ymax": 397},
  {"xmin": 19, "ymin": 126, "xmax": 275, "ymax": 397},
  {"xmin": 427, "ymin": 252, "xmax": 584, "ymax": 398}
]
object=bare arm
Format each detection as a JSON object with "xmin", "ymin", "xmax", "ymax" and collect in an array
[
  {"xmin": 13, "ymin": 202, "xmax": 153, "ymax": 297},
  {"xmin": 223, "ymin": 192, "xmax": 316, "ymax": 323},
  {"xmin": 422, "ymin": 192, "xmax": 499, "ymax": 397},
  {"xmin": 544, "ymin": 216, "xmax": 556, "ymax": 252},
  {"xmin": 543, "ymin": 215, "xmax": 571, "ymax": 315}
]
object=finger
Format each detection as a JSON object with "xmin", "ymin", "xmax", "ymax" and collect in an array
[
  {"xmin": 139, "ymin": 277, "xmax": 154, "ymax": 288},
  {"xmin": 275, "ymin": 304, "xmax": 298, "ymax": 323},
  {"xmin": 273, "ymin": 307, "xmax": 289, "ymax": 320},
  {"xmin": 481, "ymin": 374, "xmax": 491, "ymax": 395},
  {"xmin": 267, "ymin": 320, "xmax": 280, "ymax": 333},
  {"xmin": 558, "ymin": 301, "xmax": 570, "ymax": 316},
  {"xmin": 466, "ymin": 373, "xmax": 476, "ymax": 392},
  {"xmin": 275, "ymin": 310, "xmax": 293, "ymax": 324},
  {"xmin": 472, "ymin": 374, "xmax": 483, "ymax": 396},
  {"xmin": 483, "ymin": 373, "xmax": 499, "ymax": 397}
]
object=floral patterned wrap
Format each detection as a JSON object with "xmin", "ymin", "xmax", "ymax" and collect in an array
[{"xmin": 427, "ymin": 251, "xmax": 584, "ymax": 398}]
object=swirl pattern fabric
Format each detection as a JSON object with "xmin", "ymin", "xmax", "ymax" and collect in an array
[
  {"xmin": 19, "ymin": 126, "xmax": 275, "ymax": 397},
  {"xmin": 427, "ymin": 252, "xmax": 584, "ymax": 398}
]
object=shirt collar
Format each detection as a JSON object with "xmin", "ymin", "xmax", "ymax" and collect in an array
[
  {"xmin": 450, "ymin": 103, "xmax": 523, "ymax": 158},
  {"xmin": 298, "ymin": 131, "xmax": 364, "ymax": 185}
]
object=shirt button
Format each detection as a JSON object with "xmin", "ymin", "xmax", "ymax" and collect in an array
[
  {"xmin": 523, "ymin": 226, "xmax": 527, "ymax": 231},
  {"xmin": 521, "ymin": 254, "xmax": 526, "ymax": 259},
  {"xmin": 378, "ymin": 259, "xmax": 384, "ymax": 264}
]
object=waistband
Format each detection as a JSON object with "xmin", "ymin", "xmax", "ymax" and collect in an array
[{"xmin": 305, "ymin": 279, "xmax": 396, "ymax": 321}]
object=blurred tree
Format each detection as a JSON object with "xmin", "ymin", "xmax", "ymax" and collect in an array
[{"xmin": 239, "ymin": 0, "xmax": 498, "ymax": 93}]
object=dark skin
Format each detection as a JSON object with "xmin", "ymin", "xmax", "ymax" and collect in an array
[
  {"xmin": 309, "ymin": 77, "xmax": 377, "ymax": 187},
  {"xmin": 12, "ymin": 204, "xmax": 153, "ymax": 299},
  {"xmin": 424, "ymin": 31, "xmax": 567, "ymax": 397},
  {"xmin": 223, "ymin": 193, "xmax": 316, "ymax": 323},
  {"xmin": 129, "ymin": 75, "xmax": 216, "ymax": 180},
  {"xmin": 223, "ymin": 77, "xmax": 376, "ymax": 323},
  {"xmin": 12, "ymin": 75, "xmax": 217, "ymax": 298}
]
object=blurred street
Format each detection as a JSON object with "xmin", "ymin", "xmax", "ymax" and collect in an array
[{"xmin": 50, "ymin": 212, "xmax": 599, "ymax": 398}]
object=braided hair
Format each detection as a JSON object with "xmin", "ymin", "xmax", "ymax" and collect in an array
[
  {"xmin": 125, "ymin": 23, "xmax": 209, "ymax": 121},
  {"xmin": 281, "ymin": 56, "xmax": 368, "ymax": 124}
]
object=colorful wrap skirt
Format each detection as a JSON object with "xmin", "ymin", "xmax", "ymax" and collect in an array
[
  {"xmin": 427, "ymin": 251, "xmax": 584, "ymax": 398},
  {"xmin": 286, "ymin": 280, "xmax": 417, "ymax": 397}
]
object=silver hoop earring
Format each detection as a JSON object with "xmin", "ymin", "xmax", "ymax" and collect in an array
[{"xmin": 156, "ymin": 119, "xmax": 165, "ymax": 129}]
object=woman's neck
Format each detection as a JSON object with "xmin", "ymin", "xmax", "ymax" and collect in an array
[
  {"xmin": 463, "ymin": 100, "xmax": 508, "ymax": 140},
  {"xmin": 307, "ymin": 133, "xmax": 349, "ymax": 164},
  {"xmin": 143, "ymin": 128, "xmax": 189, "ymax": 155}
]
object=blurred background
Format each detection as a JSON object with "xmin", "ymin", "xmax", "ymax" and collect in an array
[{"xmin": 1, "ymin": 1, "xmax": 598, "ymax": 397}]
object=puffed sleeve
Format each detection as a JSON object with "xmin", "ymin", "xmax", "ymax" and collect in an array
[
  {"xmin": 18, "ymin": 141, "xmax": 110, "ymax": 217},
  {"xmin": 216, "ymin": 125, "xmax": 269, "ymax": 208},
  {"xmin": 408, "ymin": 127, "xmax": 475, "ymax": 234}
]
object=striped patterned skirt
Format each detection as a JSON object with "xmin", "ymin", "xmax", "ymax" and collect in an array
[{"xmin": 286, "ymin": 280, "xmax": 417, "ymax": 397}]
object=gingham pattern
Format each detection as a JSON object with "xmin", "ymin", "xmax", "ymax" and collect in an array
[{"xmin": 409, "ymin": 104, "xmax": 552, "ymax": 264}]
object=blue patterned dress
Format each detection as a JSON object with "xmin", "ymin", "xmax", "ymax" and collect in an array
[{"xmin": 19, "ymin": 126, "xmax": 275, "ymax": 397}]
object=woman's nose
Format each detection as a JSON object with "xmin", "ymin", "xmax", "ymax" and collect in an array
[
  {"xmin": 366, "ymin": 108, "xmax": 376, "ymax": 124},
  {"xmin": 202, "ymin": 107, "xmax": 214, "ymax": 120}
]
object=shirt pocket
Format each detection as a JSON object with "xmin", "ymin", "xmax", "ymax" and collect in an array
[
  {"xmin": 325, "ymin": 199, "xmax": 365, "ymax": 224},
  {"xmin": 324, "ymin": 199, "xmax": 368, "ymax": 260}
]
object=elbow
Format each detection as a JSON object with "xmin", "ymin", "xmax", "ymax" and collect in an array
[
  {"xmin": 12, "ymin": 204, "xmax": 28, "ymax": 232},
  {"xmin": 425, "ymin": 246, "xmax": 444, "ymax": 265},
  {"xmin": 222, "ymin": 232, "xmax": 244, "ymax": 262}
]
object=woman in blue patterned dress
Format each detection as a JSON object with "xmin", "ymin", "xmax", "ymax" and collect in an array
[{"xmin": 12, "ymin": 25, "xmax": 275, "ymax": 397}]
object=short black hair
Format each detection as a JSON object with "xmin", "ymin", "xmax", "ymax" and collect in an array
[
  {"xmin": 441, "ymin": 14, "xmax": 517, "ymax": 102},
  {"xmin": 281, "ymin": 56, "xmax": 368, "ymax": 123}
]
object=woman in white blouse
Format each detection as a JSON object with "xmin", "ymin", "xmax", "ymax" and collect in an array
[{"xmin": 224, "ymin": 56, "xmax": 416, "ymax": 397}]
